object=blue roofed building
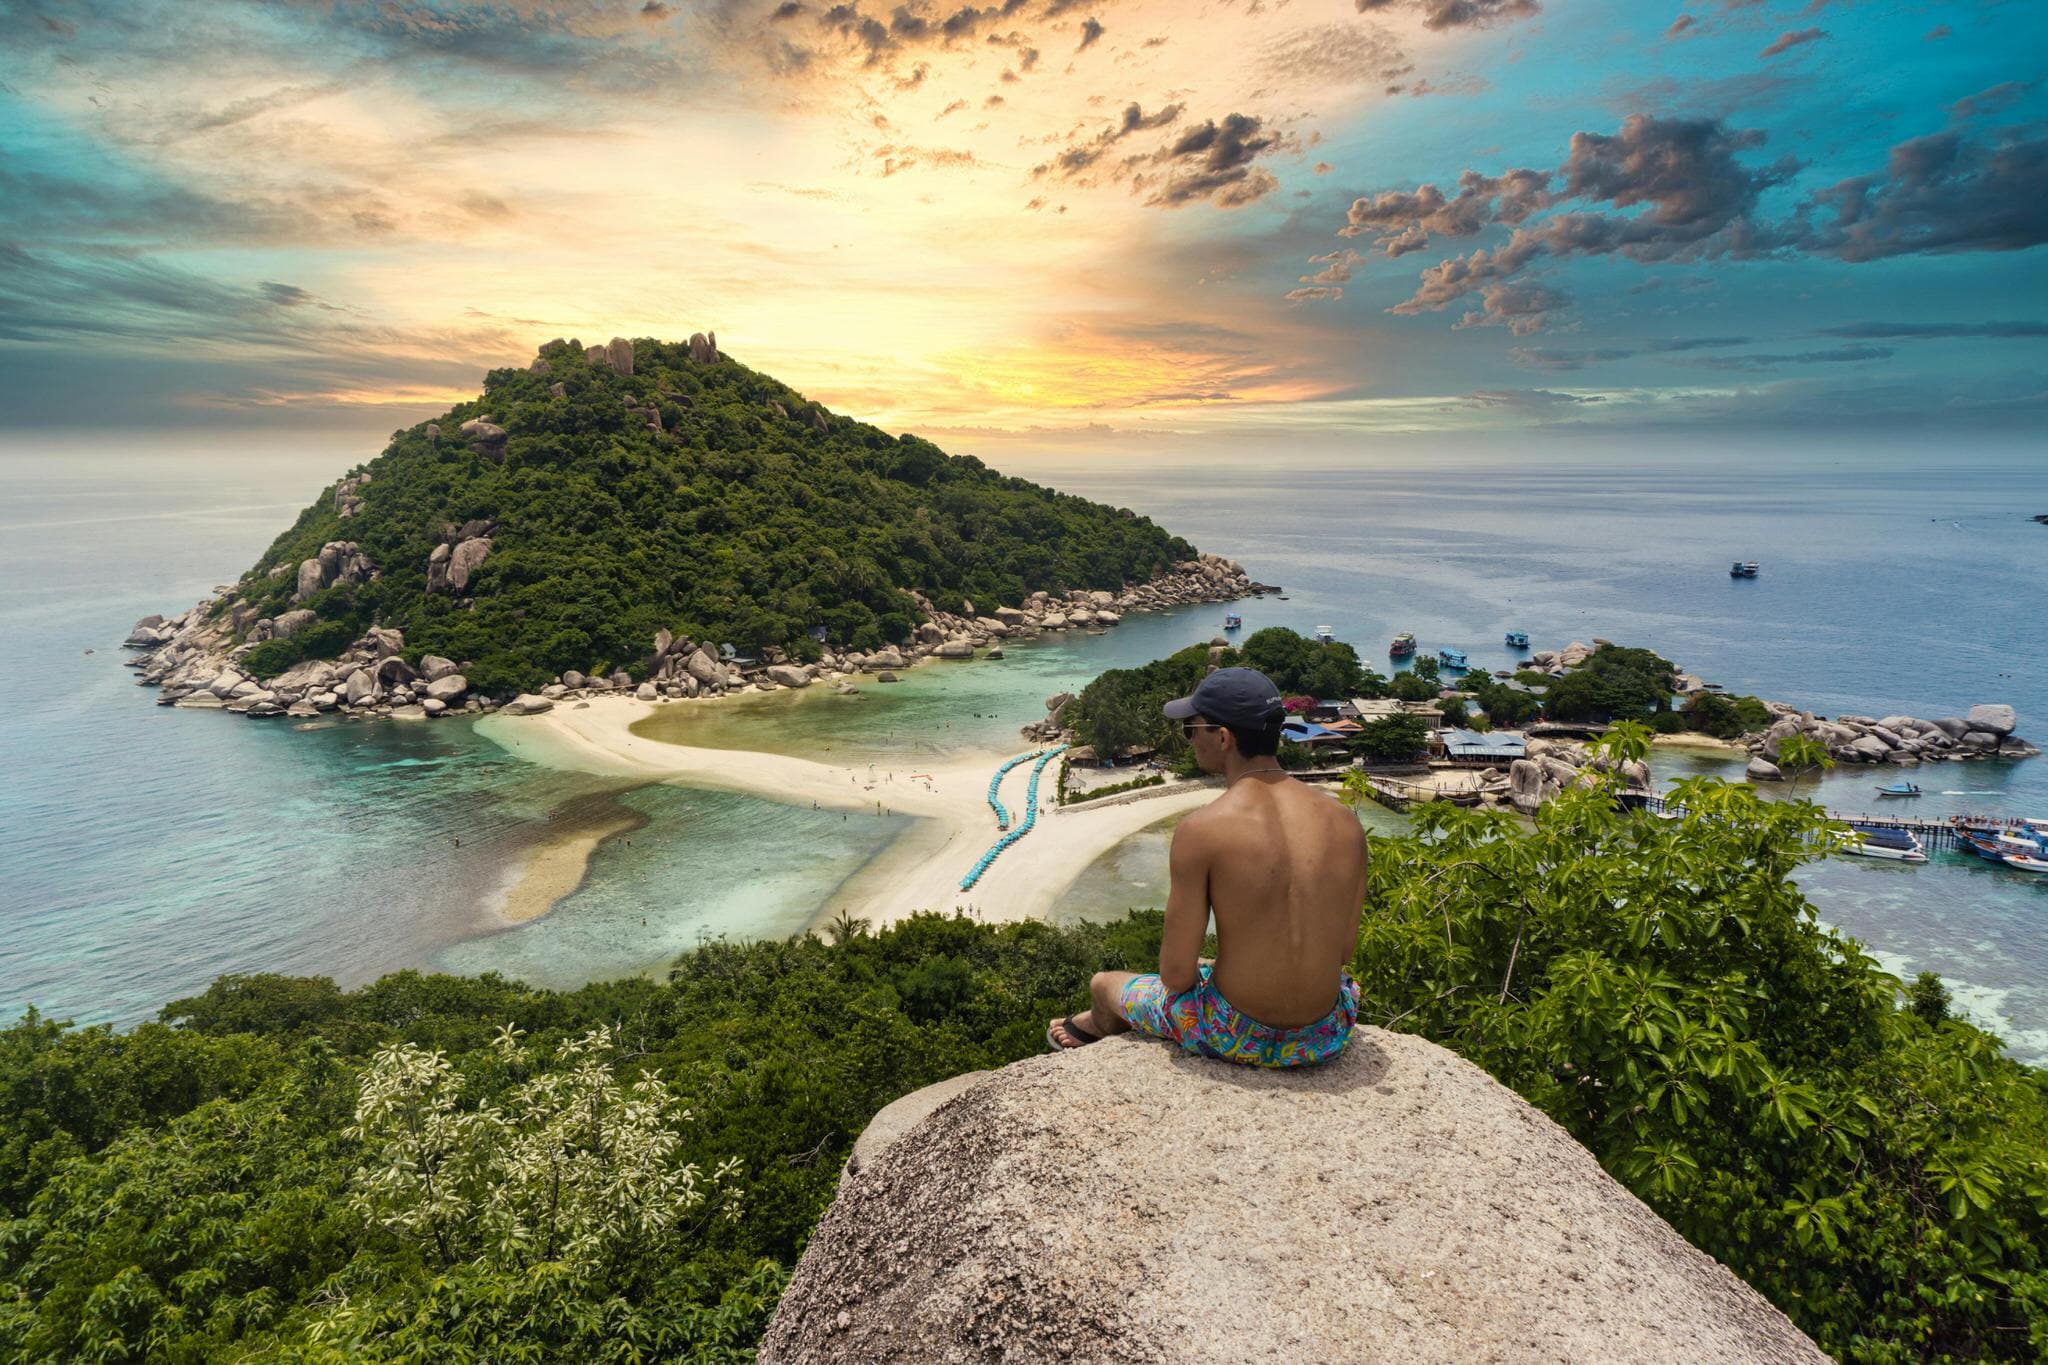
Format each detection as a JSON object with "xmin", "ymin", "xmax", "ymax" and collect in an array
[{"xmin": 1438, "ymin": 728, "xmax": 1528, "ymax": 762}]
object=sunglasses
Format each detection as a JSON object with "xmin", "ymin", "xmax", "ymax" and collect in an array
[{"xmin": 1181, "ymin": 719, "xmax": 1223, "ymax": 738}]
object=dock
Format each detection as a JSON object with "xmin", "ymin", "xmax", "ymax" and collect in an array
[{"xmin": 1640, "ymin": 795, "xmax": 2033, "ymax": 852}]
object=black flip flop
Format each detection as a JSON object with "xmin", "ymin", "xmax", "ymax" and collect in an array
[{"xmin": 1047, "ymin": 1014, "xmax": 1103, "ymax": 1052}]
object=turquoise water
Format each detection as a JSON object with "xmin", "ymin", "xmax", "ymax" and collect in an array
[{"xmin": 3, "ymin": 442, "xmax": 2043, "ymax": 1059}]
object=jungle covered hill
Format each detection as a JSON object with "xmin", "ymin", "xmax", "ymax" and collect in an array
[
  {"xmin": 5, "ymin": 752, "xmax": 2048, "ymax": 1361},
  {"xmin": 220, "ymin": 335, "xmax": 1197, "ymax": 693}
]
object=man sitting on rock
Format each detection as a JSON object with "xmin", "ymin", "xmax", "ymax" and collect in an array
[{"xmin": 1049, "ymin": 667, "xmax": 1367, "ymax": 1068}]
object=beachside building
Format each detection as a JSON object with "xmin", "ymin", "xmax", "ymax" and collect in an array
[
  {"xmin": 1351, "ymin": 698, "xmax": 1449, "ymax": 728},
  {"xmin": 1435, "ymin": 728, "xmax": 1528, "ymax": 762}
]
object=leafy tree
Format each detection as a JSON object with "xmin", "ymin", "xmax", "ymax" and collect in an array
[
  {"xmin": 1472, "ymin": 678, "xmax": 1541, "ymax": 728},
  {"xmin": 1349, "ymin": 713, "xmax": 1431, "ymax": 764},
  {"xmin": 1777, "ymin": 733, "xmax": 1834, "ymax": 777},
  {"xmin": 1909, "ymin": 971, "xmax": 1953, "ymax": 1027},
  {"xmin": 1389, "ymin": 671, "xmax": 1439, "ymax": 702},
  {"xmin": 1541, "ymin": 646, "xmax": 1676, "ymax": 722}
]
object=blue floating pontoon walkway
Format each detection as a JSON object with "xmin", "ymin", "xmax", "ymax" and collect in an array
[
  {"xmin": 961, "ymin": 745, "xmax": 1068, "ymax": 891},
  {"xmin": 985, "ymin": 750, "xmax": 1041, "ymax": 831}
]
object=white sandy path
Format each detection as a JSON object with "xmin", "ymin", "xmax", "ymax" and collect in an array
[{"xmin": 484, "ymin": 696, "xmax": 1214, "ymax": 928}]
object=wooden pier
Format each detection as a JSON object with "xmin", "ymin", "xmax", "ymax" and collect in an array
[{"xmin": 1641, "ymin": 795, "xmax": 2034, "ymax": 852}]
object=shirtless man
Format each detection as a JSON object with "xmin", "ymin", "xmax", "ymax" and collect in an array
[{"xmin": 1048, "ymin": 667, "xmax": 1369, "ymax": 1068}]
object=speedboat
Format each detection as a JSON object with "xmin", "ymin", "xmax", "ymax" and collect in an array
[
  {"xmin": 1504, "ymin": 630, "xmax": 1530, "ymax": 649},
  {"xmin": 1843, "ymin": 825, "xmax": 1927, "ymax": 863},
  {"xmin": 1730, "ymin": 561, "xmax": 1759, "ymax": 578},
  {"xmin": 1314, "ymin": 625, "xmax": 1335, "ymax": 644},
  {"xmin": 1223, "ymin": 612, "xmax": 1242, "ymax": 631},
  {"xmin": 1874, "ymin": 782, "xmax": 1922, "ymax": 798},
  {"xmin": 1437, "ymin": 646, "xmax": 1469, "ymax": 670},
  {"xmin": 2004, "ymin": 852, "xmax": 2048, "ymax": 874},
  {"xmin": 1389, "ymin": 632, "xmax": 1417, "ymax": 659}
]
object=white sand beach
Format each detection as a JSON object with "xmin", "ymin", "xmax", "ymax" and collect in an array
[{"xmin": 480, "ymin": 695, "xmax": 1218, "ymax": 929}]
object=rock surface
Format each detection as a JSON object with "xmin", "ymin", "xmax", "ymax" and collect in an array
[{"xmin": 761, "ymin": 1033, "xmax": 1824, "ymax": 1365}]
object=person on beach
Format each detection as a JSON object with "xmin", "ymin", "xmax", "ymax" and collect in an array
[{"xmin": 1047, "ymin": 667, "xmax": 1367, "ymax": 1069}]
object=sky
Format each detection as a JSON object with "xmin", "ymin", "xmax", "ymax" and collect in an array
[{"xmin": 2, "ymin": 0, "xmax": 2044, "ymax": 457}]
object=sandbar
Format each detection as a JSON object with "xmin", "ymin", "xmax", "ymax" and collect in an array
[{"xmin": 480, "ymin": 695, "xmax": 1217, "ymax": 929}]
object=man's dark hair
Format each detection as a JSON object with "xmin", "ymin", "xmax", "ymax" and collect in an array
[{"xmin": 1219, "ymin": 716, "xmax": 1282, "ymax": 758}]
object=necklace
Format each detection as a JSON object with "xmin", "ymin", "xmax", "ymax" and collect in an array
[{"xmin": 1227, "ymin": 762, "xmax": 1285, "ymax": 788}]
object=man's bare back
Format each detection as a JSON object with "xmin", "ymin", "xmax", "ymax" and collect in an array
[
  {"xmin": 1177, "ymin": 771, "xmax": 1367, "ymax": 1028},
  {"xmin": 1050, "ymin": 666, "xmax": 1369, "ymax": 1064}
]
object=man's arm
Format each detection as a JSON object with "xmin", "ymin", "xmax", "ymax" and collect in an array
[{"xmin": 1158, "ymin": 820, "xmax": 1209, "ymax": 995}]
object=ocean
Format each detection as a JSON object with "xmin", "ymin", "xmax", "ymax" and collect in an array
[{"xmin": 3, "ymin": 439, "xmax": 2043, "ymax": 1058}]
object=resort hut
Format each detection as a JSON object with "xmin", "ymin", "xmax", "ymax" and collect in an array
[
  {"xmin": 1436, "ymin": 728, "xmax": 1528, "ymax": 764},
  {"xmin": 1064, "ymin": 745, "xmax": 1103, "ymax": 768}
]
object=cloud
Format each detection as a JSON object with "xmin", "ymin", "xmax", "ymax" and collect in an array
[
  {"xmin": 1947, "ymin": 81, "xmax": 2033, "ymax": 122},
  {"xmin": 1312, "ymin": 161, "xmax": 1335, "ymax": 174},
  {"xmin": 1759, "ymin": 28, "xmax": 1825, "ymax": 59},
  {"xmin": 1693, "ymin": 344, "xmax": 1893, "ymax": 372},
  {"xmin": 1285, "ymin": 286, "xmax": 1344, "ymax": 302},
  {"xmin": 639, "ymin": 1, "xmax": 674, "ymax": 19},
  {"xmin": 872, "ymin": 143, "xmax": 981, "ymax": 175},
  {"xmin": 1509, "ymin": 335, "xmax": 1754, "ymax": 368},
  {"xmin": 1663, "ymin": 14, "xmax": 1695, "ymax": 39},
  {"xmin": 1453, "ymin": 281, "xmax": 1568, "ymax": 334},
  {"xmin": 1300, "ymin": 249, "xmax": 1362, "ymax": 284},
  {"xmin": 1353, "ymin": 0, "xmax": 1540, "ymax": 32},
  {"xmin": 1036, "ymin": 101, "xmax": 1182, "ymax": 176},
  {"xmin": 1077, "ymin": 17, "xmax": 1104, "ymax": 51},
  {"xmin": 1145, "ymin": 113, "xmax": 1285, "ymax": 208},
  {"xmin": 1341, "ymin": 167, "xmax": 1552, "ymax": 254},
  {"xmin": 1463, "ymin": 388, "xmax": 1602, "ymax": 408},
  {"xmin": 1820, "ymin": 321, "xmax": 2048, "ymax": 340},
  {"xmin": 1800, "ymin": 130, "xmax": 2048, "ymax": 261}
]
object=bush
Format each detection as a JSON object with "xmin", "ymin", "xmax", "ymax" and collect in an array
[{"xmin": 1062, "ymin": 773, "xmax": 1166, "ymax": 805}]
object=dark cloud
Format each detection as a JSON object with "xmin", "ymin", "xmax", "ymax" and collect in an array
[
  {"xmin": 1453, "ymin": 282, "xmax": 1568, "ymax": 335},
  {"xmin": 1077, "ymin": 17, "xmax": 1104, "ymax": 51},
  {"xmin": 771, "ymin": 2, "xmax": 805, "ymax": 18},
  {"xmin": 1036, "ymin": 101, "xmax": 1182, "ymax": 176},
  {"xmin": 1948, "ymin": 81, "xmax": 2032, "ymax": 122},
  {"xmin": 1664, "ymin": 14, "xmax": 1695, "ymax": 39},
  {"xmin": 1800, "ymin": 130, "xmax": 2048, "ymax": 261},
  {"xmin": 1146, "ymin": 113, "xmax": 1285, "ymax": 209},
  {"xmin": 1341, "ymin": 167, "xmax": 1552, "ymax": 254},
  {"xmin": 260, "ymin": 282, "xmax": 319, "ymax": 307},
  {"xmin": 1693, "ymin": 344, "xmax": 1892, "ymax": 371},
  {"xmin": 1820, "ymin": 321, "xmax": 2048, "ymax": 340},
  {"xmin": 1759, "ymin": 28, "xmax": 1825, "ymax": 59},
  {"xmin": 1509, "ymin": 335, "xmax": 1752, "ymax": 368},
  {"xmin": 1353, "ymin": 0, "xmax": 1539, "ymax": 31},
  {"xmin": 639, "ymin": 1, "xmax": 674, "ymax": 19}
]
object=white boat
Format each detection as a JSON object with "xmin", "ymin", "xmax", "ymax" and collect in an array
[
  {"xmin": 1842, "ymin": 826, "xmax": 1927, "ymax": 863},
  {"xmin": 2004, "ymin": 853, "xmax": 2048, "ymax": 875},
  {"xmin": 1314, "ymin": 625, "xmax": 1334, "ymax": 643},
  {"xmin": 1996, "ymin": 832, "xmax": 2046, "ymax": 855}
]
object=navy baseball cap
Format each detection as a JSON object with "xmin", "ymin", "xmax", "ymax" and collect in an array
[{"xmin": 1162, "ymin": 667, "xmax": 1284, "ymax": 729}]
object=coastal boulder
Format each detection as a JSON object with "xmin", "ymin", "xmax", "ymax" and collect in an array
[
  {"xmin": 1746, "ymin": 756, "xmax": 1783, "ymax": 782},
  {"xmin": 866, "ymin": 647, "xmax": 907, "ymax": 671},
  {"xmin": 425, "ymin": 674, "xmax": 468, "ymax": 703},
  {"xmin": 446, "ymin": 537, "xmax": 491, "ymax": 593},
  {"xmin": 1966, "ymin": 704, "xmax": 2017, "ymax": 738},
  {"xmin": 1932, "ymin": 717, "xmax": 1972, "ymax": 739},
  {"xmin": 933, "ymin": 642, "xmax": 975, "ymax": 659},
  {"xmin": 270, "ymin": 609, "xmax": 318, "ymax": 640},
  {"xmin": 1507, "ymin": 758, "xmax": 1544, "ymax": 814},
  {"xmin": 418, "ymin": 655, "xmax": 459, "ymax": 683},
  {"xmin": 501, "ymin": 693, "xmax": 554, "ymax": 716},
  {"xmin": 766, "ymin": 664, "xmax": 813, "ymax": 688},
  {"xmin": 685, "ymin": 648, "xmax": 722, "ymax": 684},
  {"xmin": 762, "ymin": 1035, "xmax": 1824, "ymax": 1365},
  {"xmin": 458, "ymin": 418, "xmax": 507, "ymax": 450},
  {"xmin": 343, "ymin": 669, "xmax": 376, "ymax": 706},
  {"xmin": 635, "ymin": 682, "xmax": 657, "ymax": 701}
]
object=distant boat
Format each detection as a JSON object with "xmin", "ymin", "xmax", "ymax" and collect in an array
[
  {"xmin": 1223, "ymin": 612, "xmax": 1242, "ymax": 631},
  {"xmin": 1504, "ymin": 630, "xmax": 1530, "ymax": 649},
  {"xmin": 1729, "ymin": 561, "xmax": 1760, "ymax": 578},
  {"xmin": 1843, "ymin": 825, "xmax": 1927, "ymax": 863},
  {"xmin": 2005, "ymin": 852, "xmax": 2048, "ymax": 875},
  {"xmin": 1437, "ymin": 646, "xmax": 1469, "ymax": 670},
  {"xmin": 1389, "ymin": 632, "xmax": 1417, "ymax": 659},
  {"xmin": 1313, "ymin": 624, "xmax": 1335, "ymax": 644},
  {"xmin": 1961, "ymin": 834, "xmax": 2009, "ymax": 863},
  {"xmin": 1874, "ymin": 781, "xmax": 1922, "ymax": 798}
]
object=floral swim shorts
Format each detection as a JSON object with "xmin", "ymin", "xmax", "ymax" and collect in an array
[{"xmin": 1118, "ymin": 966, "xmax": 1359, "ymax": 1069}]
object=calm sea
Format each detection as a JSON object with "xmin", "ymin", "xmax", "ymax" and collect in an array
[{"xmin": 2, "ymin": 440, "xmax": 2043, "ymax": 1058}]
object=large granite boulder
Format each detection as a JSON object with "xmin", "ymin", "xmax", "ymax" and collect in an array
[
  {"xmin": 270, "ymin": 609, "xmax": 318, "ymax": 640},
  {"xmin": 417, "ymin": 654, "xmax": 459, "ymax": 682},
  {"xmin": 766, "ymin": 664, "xmax": 813, "ymax": 688},
  {"xmin": 933, "ymin": 641, "xmax": 975, "ymax": 659},
  {"xmin": 1507, "ymin": 757, "xmax": 1544, "ymax": 814},
  {"xmin": 1966, "ymin": 704, "xmax": 2016, "ymax": 737},
  {"xmin": 686, "ymin": 648, "xmax": 723, "ymax": 684},
  {"xmin": 762, "ymin": 1035, "xmax": 1824, "ymax": 1365},
  {"xmin": 1746, "ymin": 756, "xmax": 1783, "ymax": 782},
  {"xmin": 424, "ymin": 674, "xmax": 468, "ymax": 703},
  {"xmin": 445, "ymin": 537, "xmax": 491, "ymax": 593},
  {"xmin": 500, "ymin": 693, "xmax": 554, "ymax": 716},
  {"xmin": 866, "ymin": 647, "xmax": 907, "ymax": 671}
]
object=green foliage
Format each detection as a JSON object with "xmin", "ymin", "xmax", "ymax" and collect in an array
[
  {"xmin": 1349, "ymin": 713, "xmax": 1432, "ymax": 764},
  {"xmin": 1683, "ymin": 691, "xmax": 1776, "ymax": 740},
  {"xmin": 1064, "ymin": 642, "xmax": 1222, "ymax": 768},
  {"xmin": 1909, "ymin": 972, "xmax": 1953, "ymax": 1027},
  {"xmin": 1355, "ymin": 744, "xmax": 2048, "ymax": 1361},
  {"xmin": 1388, "ymin": 670, "xmax": 1440, "ymax": 702},
  {"xmin": 1438, "ymin": 698, "xmax": 1470, "ymax": 727},
  {"xmin": 1540, "ymin": 645, "xmax": 1677, "ymax": 722},
  {"xmin": 224, "ymin": 342, "xmax": 1197, "ymax": 691},
  {"xmin": 1472, "ymin": 677, "xmax": 1543, "ymax": 728},
  {"xmin": 0, "ymin": 914, "xmax": 1173, "ymax": 1361},
  {"xmin": 1236, "ymin": 627, "xmax": 1382, "ymax": 699},
  {"xmin": 1777, "ymin": 733, "xmax": 1835, "ymax": 775},
  {"xmin": 1062, "ymin": 773, "xmax": 1167, "ymax": 805}
]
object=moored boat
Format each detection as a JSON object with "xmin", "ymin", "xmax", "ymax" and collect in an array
[
  {"xmin": 1504, "ymin": 630, "xmax": 1529, "ymax": 649},
  {"xmin": 1389, "ymin": 632, "xmax": 1417, "ymax": 659},
  {"xmin": 1962, "ymin": 834, "xmax": 2009, "ymax": 863},
  {"xmin": 2004, "ymin": 852, "xmax": 2048, "ymax": 875},
  {"xmin": 1314, "ymin": 624, "xmax": 1335, "ymax": 644},
  {"xmin": 1843, "ymin": 825, "xmax": 1927, "ymax": 863},
  {"xmin": 1223, "ymin": 612, "xmax": 1242, "ymax": 631},
  {"xmin": 1437, "ymin": 646, "xmax": 1468, "ymax": 670},
  {"xmin": 1729, "ymin": 561, "xmax": 1759, "ymax": 578}
]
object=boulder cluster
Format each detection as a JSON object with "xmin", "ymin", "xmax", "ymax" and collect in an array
[
  {"xmin": 426, "ymin": 519, "xmax": 495, "ymax": 595},
  {"xmin": 291, "ymin": 541, "xmax": 375, "ymax": 604},
  {"xmin": 129, "ymin": 618, "xmax": 477, "ymax": 720},
  {"xmin": 332, "ymin": 471, "xmax": 370, "ymax": 519},
  {"xmin": 1745, "ymin": 702, "xmax": 2037, "ymax": 779},
  {"xmin": 1497, "ymin": 738, "xmax": 1651, "ymax": 815}
]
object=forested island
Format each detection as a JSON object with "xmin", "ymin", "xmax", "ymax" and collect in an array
[{"xmin": 126, "ymin": 335, "xmax": 1221, "ymax": 699}]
